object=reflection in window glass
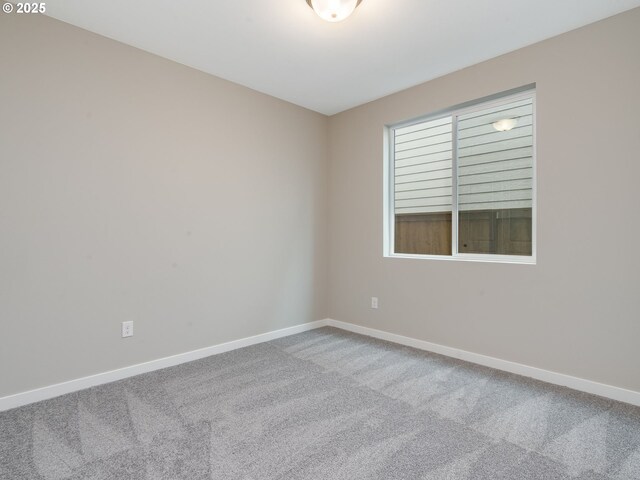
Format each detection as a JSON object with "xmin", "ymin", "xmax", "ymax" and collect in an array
[{"xmin": 457, "ymin": 98, "xmax": 533, "ymax": 256}]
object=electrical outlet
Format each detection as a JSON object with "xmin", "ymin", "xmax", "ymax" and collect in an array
[
  {"xmin": 121, "ymin": 321, "xmax": 134, "ymax": 338},
  {"xmin": 371, "ymin": 297, "xmax": 379, "ymax": 309}
]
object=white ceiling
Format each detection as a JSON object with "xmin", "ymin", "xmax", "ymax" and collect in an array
[{"xmin": 45, "ymin": 0, "xmax": 640, "ymax": 115}]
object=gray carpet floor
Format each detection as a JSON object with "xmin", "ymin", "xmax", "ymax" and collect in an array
[{"xmin": 1, "ymin": 327, "xmax": 639, "ymax": 480}]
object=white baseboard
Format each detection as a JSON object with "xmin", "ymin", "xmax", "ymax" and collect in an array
[
  {"xmin": 3, "ymin": 317, "xmax": 639, "ymax": 411},
  {"xmin": 325, "ymin": 319, "xmax": 640, "ymax": 407},
  {"xmin": 0, "ymin": 319, "xmax": 329, "ymax": 412}
]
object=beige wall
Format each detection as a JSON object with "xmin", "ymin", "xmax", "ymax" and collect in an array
[
  {"xmin": 2, "ymin": 7, "xmax": 639, "ymax": 400},
  {"xmin": 0, "ymin": 13, "xmax": 328, "ymax": 397},
  {"xmin": 327, "ymin": 9, "xmax": 640, "ymax": 392}
]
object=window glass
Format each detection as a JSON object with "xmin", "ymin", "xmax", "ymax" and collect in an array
[
  {"xmin": 394, "ymin": 117, "xmax": 452, "ymax": 255},
  {"xmin": 457, "ymin": 98, "xmax": 533, "ymax": 255},
  {"xmin": 388, "ymin": 90, "xmax": 535, "ymax": 262}
]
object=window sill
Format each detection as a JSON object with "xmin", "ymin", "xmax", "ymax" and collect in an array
[{"xmin": 385, "ymin": 252, "xmax": 536, "ymax": 265}]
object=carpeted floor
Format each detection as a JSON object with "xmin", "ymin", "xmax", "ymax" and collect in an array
[{"xmin": 1, "ymin": 327, "xmax": 639, "ymax": 480}]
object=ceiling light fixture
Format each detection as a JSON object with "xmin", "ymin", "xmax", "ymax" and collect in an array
[
  {"xmin": 306, "ymin": 0, "xmax": 363, "ymax": 22},
  {"xmin": 492, "ymin": 118, "xmax": 518, "ymax": 132}
]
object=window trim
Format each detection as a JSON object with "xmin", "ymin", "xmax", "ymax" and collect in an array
[{"xmin": 384, "ymin": 87, "xmax": 537, "ymax": 265}]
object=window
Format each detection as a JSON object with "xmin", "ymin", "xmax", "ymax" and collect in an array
[{"xmin": 385, "ymin": 88, "xmax": 536, "ymax": 263}]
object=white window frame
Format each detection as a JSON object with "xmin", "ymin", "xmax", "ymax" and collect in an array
[{"xmin": 384, "ymin": 87, "xmax": 537, "ymax": 265}]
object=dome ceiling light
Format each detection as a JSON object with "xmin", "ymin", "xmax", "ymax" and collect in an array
[
  {"xmin": 492, "ymin": 118, "xmax": 519, "ymax": 132},
  {"xmin": 306, "ymin": 0, "xmax": 363, "ymax": 23}
]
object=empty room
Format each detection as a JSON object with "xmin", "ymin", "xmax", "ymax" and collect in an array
[{"xmin": 1, "ymin": 1, "xmax": 640, "ymax": 479}]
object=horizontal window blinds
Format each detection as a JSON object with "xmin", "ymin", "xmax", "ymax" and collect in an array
[
  {"xmin": 394, "ymin": 117, "xmax": 452, "ymax": 214},
  {"xmin": 457, "ymin": 98, "xmax": 534, "ymax": 211}
]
